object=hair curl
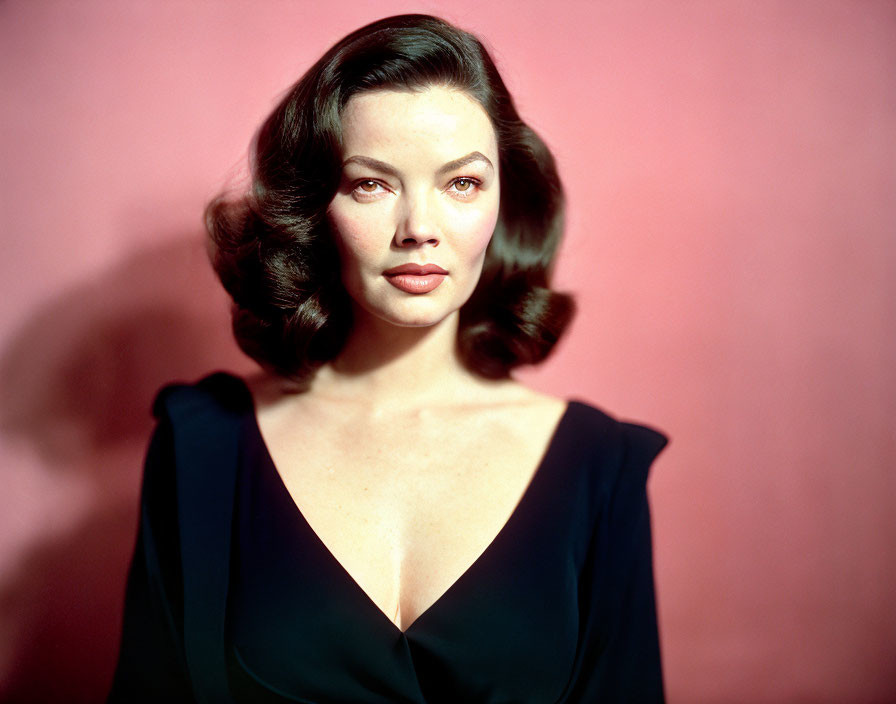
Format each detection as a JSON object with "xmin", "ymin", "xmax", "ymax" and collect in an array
[{"xmin": 206, "ymin": 14, "xmax": 574, "ymax": 383}]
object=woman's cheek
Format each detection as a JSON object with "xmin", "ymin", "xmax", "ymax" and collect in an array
[
  {"xmin": 333, "ymin": 211, "xmax": 387, "ymax": 263},
  {"xmin": 460, "ymin": 202, "xmax": 500, "ymax": 256}
]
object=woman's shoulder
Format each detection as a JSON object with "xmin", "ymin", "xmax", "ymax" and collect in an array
[
  {"xmin": 142, "ymin": 372, "xmax": 253, "ymax": 502},
  {"xmin": 570, "ymin": 403, "xmax": 669, "ymax": 503},
  {"xmin": 567, "ymin": 400, "xmax": 669, "ymax": 456},
  {"xmin": 456, "ymin": 380, "xmax": 669, "ymax": 455},
  {"xmin": 151, "ymin": 370, "xmax": 254, "ymax": 422},
  {"xmin": 469, "ymin": 382, "xmax": 669, "ymax": 483}
]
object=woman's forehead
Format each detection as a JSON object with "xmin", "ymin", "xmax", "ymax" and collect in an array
[{"xmin": 340, "ymin": 87, "xmax": 498, "ymax": 165}]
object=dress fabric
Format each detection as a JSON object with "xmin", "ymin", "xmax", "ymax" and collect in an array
[{"xmin": 108, "ymin": 373, "xmax": 669, "ymax": 703}]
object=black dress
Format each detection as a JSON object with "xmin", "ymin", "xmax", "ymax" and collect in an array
[{"xmin": 108, "ymin": 373, "xmax": 669, "ymax": 703}]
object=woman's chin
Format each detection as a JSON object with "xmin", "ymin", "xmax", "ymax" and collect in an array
[
  {"xmin": 384, "ymin": 310, "xmax": 456, "ymax": 329},
  {"xmin": 358, "ymin": 301, "xmax": 461, "ymax": 331}
]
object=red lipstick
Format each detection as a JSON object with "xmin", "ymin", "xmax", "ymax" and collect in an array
[{"xmin": 383, "ymin": 263, "xmax": 448, "ymax": 294}]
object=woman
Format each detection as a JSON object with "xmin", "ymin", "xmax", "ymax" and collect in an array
[{"xmin": 109, "ymin": 14, "xmax": 668, "ymax": 703}]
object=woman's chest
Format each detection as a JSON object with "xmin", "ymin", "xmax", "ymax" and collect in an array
[
  {"xmin": 260, "ymin": 406, "xmax": 567, "ymax": 632},
  {"xmin": 231, "ymin": 409, "xmax": 588, "ymax": 702}
]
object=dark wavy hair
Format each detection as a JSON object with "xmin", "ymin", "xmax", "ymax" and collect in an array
[{"xmin": 206, "ymin": 14, "xmax": 574, "ymax": 383}]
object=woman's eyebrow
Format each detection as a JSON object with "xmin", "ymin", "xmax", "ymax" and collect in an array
[
  {"xmin": 436, "ymin": 151, "xmax": 494, "ymax": 175},
  {"xmin": 341, "ymin": 151, "xmax": 494, "ymax": 177},
  {"xmin": 342, "ymin": 155, "xmax": 400, "ymax": 177}
]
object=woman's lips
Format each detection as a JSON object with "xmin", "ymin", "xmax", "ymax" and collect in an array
[{"xmin": 383, "ymin": 263, "xmax": 448, "ymax": 294}]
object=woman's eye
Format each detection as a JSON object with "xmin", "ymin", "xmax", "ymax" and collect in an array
[
  {"xmin": 351, "ymin": 180, "xmax": 388, "ymax": 199},
  {"xmin": 448, "ymin": 177, "xmax": 480, "ymax": 198}
]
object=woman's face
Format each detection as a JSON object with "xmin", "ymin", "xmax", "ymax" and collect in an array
[{"xmin": 328, "ymin": 85, "xmax": 500, "ymax": 329}]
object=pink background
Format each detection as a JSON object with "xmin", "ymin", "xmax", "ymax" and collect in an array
[{"xmin": 2, "ymin": 1, "xmax": 894, "ymax": 702}]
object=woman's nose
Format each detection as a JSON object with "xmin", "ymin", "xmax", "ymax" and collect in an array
[{"xmin": 394, "ymin": 191, "xmax": 439, "ymax": 248}]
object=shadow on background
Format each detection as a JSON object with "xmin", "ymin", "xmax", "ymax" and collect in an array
[{"xmin": 0, "ymin": 234, "xmax": 247, "ymax": 703}]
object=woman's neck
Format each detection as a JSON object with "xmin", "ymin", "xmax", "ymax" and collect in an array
[{"xmin": 311, "ymin": 309, "xmax": 482, "ymax": 409}]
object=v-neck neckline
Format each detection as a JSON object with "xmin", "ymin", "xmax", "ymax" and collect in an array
[{"xmin": 243, "ymin": 393, "xmax": 577, "ymax": 637}]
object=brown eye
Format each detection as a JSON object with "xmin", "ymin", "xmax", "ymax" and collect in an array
[
  {"xmin": 454, "ymin": 179, "xmax": 472, "ymax": 191},
  {"xmin": 359, "ymin": 180, "xmax": 378, "ymax": 192}
]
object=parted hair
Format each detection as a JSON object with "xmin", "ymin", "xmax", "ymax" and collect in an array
[{"xmin": 206, "ymin": 14, "xmax": 574, "ymax": 383}]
